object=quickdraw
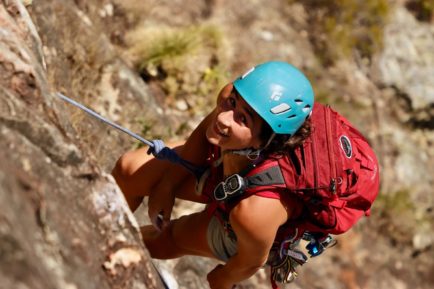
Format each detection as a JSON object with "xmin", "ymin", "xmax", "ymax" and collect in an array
[{"xmin": 268, "ymin": 232, "xmax": 337, "ymax": 288}]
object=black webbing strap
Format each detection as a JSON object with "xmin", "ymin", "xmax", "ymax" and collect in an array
[{"xmin": 244, "ymin": 165, "xmax": 285, "ymax": 189}]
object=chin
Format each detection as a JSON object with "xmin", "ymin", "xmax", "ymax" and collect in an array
[
  {"xmin": 205, "ymin": 128, "xmax": 220, "ymax": 146},
  {"xmin": 207, "ymin": 137, "xmax": 220, "ymax": 146}
]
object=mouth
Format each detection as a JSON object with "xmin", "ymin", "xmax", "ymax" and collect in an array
[{"xmin": 214, "ymin": 122, "xmax": 229, "ymax": 137}]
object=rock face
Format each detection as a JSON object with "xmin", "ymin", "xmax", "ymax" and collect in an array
[
  {"xmin": 1, "ymin": 0, "xmax": 433, "ymax": 289},
  {"xmin": 377, "ymin": 7, "xmax": 434, "ymax": 111},
  {"xmin": 372, "ymin": 5, "xmax": 434, "ymax": 197},
  {"xmin": 0, "ymin": 1, "xmax": 165, "ymax": 288}
]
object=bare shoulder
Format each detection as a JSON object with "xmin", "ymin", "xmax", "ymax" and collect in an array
[{"xmin": 229, "ymin": 195, "xmax": 288, "ymax": 240}]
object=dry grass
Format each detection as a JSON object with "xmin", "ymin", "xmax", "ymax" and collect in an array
[{"xmin": 126, "ymin": 24, "xmax": 230, "ymax": 114}]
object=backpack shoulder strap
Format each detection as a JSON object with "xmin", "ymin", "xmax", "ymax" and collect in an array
[
  {"xmin": 212, "ymin": 160, "xmax": 287, "ymax": 202},
  {"xmin": 244, "ymin": 162, "xmax": 286, "ymax": 190}
]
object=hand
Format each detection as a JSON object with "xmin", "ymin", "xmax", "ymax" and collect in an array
[
  {"xmin": 207, "ymin": 265, "xmax": 236, "ymax": 289},
  {"xmin": 147, "ymin": 189, "xmax": 175, "ymax": 231}
]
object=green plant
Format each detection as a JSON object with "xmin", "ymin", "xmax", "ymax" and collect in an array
[
  {"xmin": 135, "ymin": 28, "xmax": 199, "ymax": 71},
  {"xmin": 127, "ymin": 24, "xmax": 229, "ymax": 114},
  {"xmin": 128, "ymin": 25, "xmax": 224, "ymax": 75}
]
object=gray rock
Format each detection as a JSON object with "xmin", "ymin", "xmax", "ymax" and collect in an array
[
  {"xmin": 0, "ymin": 0, "xmax": 166, "ymax": 288},
  {"xmin": 377, "ymin": 7, "xmax": 434, "ymax": 111}
]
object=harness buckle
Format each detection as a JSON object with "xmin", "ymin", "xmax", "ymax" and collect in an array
[
  {"xmin": 304, "ymin": 233, "xmax": 337, "ymax": 257},
  {"xmin": 213, "ymin": 174, "xmax": 245, "ymax": 201}
]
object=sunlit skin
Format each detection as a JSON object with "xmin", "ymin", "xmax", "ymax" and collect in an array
[
  {"xmin": 206, "ymin": 86, "xmax": 263, "ymax": 151},
  {"xmin": 112, "ymin": 83, "xmax": 294, "ymax": 289}
]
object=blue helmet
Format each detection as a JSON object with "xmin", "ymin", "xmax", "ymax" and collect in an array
[{"xmin": 233, "ymin": 61, "xmax": 314, "ymax": 135}]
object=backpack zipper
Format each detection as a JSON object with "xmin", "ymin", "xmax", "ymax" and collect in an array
[
  {"xmin": 325, "ymin": 106, "xmax": 338, "ymax": 194},
  {"xmin": 310, "ymin": 131, "xmax": 319, "ymax": 190}
]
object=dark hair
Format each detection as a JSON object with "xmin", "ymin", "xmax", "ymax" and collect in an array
[{"xmin": 260, "ymin": 118, "xmax": 312, "ymax": 156}]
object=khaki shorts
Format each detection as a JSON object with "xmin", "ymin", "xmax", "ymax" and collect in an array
[{"xmin": 206, "ymin": 216, "xmax": 237, "ymax": 261}]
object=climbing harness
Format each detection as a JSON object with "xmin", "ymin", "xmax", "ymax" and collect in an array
[{"xmin": 56, "ymin": 93, "xmax": 206, "ymax": 179}]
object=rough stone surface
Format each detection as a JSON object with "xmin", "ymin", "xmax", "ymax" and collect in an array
[
  {"xmin": 0, "ymin": 1, "xmax": 165, "ymax": 288},
  {"xmin": 376, "ymin": 6, "xmax": 434, "ymax": 111}
]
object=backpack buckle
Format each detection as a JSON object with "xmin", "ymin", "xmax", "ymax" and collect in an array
[{"xmin": 213, "ymin": 174, "xmax": 245, "ymax": 201}]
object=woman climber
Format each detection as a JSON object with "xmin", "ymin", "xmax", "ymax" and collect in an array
[{"xmin": 112, "ymin": 61, "xmax": 379, "ymax": 289}]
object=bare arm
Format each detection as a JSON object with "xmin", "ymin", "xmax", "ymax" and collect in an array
[
  {"xmin": 207, "ymin": 195, "xmax": 289, "ymax": 289},
  {"xmin": 114, "ymin": 84, "xmax": 232, "ymax": 228},
  {"xmin": 147, "ymin": 109, "xmax": 217, "ymax": 228}
]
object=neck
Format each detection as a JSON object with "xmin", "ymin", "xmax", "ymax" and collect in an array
[{"xmin": 222, "ymin": 150, "xmax": 254, "ymax": 177}]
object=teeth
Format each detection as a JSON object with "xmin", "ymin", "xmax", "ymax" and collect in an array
[
  {"xmin": 219, "ymin": 129, "xmax": 228, "ymax": 136},
  {"xmin": 217, "ymin": 124, "xmax": 228, "ymax": 136}
]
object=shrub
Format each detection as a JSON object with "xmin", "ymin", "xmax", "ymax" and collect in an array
[{"xmin": 127, "ymin": 24, "xmax": 229, "ymax": 114}]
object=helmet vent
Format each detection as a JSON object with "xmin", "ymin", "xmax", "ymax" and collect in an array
[
  {"xmin": 287, "ymin": 114, "xmax": 297, "ymax": 119},
  {"xmin": 294, "ymin": 99, "xmax": 304, "ymax": 103},
  {"xmin": 302, "ymin": 104, "xmax": 311, "ymax": 113},
  {"xmin": 270, "ymin": 103, "xmax": 291, "ymax": 114}
]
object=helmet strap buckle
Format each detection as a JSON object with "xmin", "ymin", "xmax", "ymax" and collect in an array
[
  {"xmin": 229, "ymin": 133, "xmax": 275, "ymax": 161},
  {"xmin": 230, "ymin": 148, "xmax": 261, "ymax": 160}
]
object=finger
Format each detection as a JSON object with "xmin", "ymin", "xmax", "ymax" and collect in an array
[
  {"xmin": 161, "ymin": 212, "xmax": 171, "ymax": 230},
  {"xmin": 150, "ymin": 215, "xmax": 160, "ymax": 231},
  {"xmin": 156, "ymin": 213, "xmax": 164, "ymax": 229},
  {"xmin": 149, "ymin": 211, "xmax": 163, "ymax": 231}
]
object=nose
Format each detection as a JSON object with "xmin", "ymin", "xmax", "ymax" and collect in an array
[{"xmin": 217, "ymin": 110, "xmax": 233, "ymax": 128}]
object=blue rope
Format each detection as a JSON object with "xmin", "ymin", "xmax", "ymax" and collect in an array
[
  {"xmin": 146, "ymin": 139, "xmax": 206, "ymax": 179},
  {"xmin": 57, "ymin": 93, "xmax": 205, "ymax": 179}
]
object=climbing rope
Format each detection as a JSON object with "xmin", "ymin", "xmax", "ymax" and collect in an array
[{"xmin": 57, "ymin": 93, "xmax": 205, "ymax": 179}]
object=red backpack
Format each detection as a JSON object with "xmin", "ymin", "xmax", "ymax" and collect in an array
[
  {"xmin": 242, "ymin": 102, "xmax": 380, "ymax": 238},
  {"xmin": 208, "ymin": 103, "xmax": 379, "ymax": 286}
]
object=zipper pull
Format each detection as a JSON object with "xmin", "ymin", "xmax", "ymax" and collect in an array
[{"xmin": 330, "ymin": 179, "xmax": 337, "ymax": 194}]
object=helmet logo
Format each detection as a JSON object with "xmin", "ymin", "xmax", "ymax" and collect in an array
[{"xmin": 270, "ymin": 84, "xmax": 284, "ymax": 101}]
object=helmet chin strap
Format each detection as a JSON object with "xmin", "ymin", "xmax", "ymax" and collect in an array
[
  {"xmin": 230, "ymin": 148, "xmax": 262, "ymax": 160},
  {"xmin": 229, "ymin": 133, "xmax": 276, "ymax": 161}
]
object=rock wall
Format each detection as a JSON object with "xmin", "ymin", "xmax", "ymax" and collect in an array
[{"xmin": 0, "ymin": 1, "xmax": 166, "ymax": 288}]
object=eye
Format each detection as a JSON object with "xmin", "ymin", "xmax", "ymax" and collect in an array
[
  {"xmin": 240, "ymin": 115, "xmax": 247, "ymax": 124},
  {"xmin": 228, "ymin": 96, "xmax": 236, "ymax": 108}
]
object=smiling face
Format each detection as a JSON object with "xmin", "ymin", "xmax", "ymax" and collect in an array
[{"xmin": 206, "ymin": 84, "xmax": 265, "ymax": 152}]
